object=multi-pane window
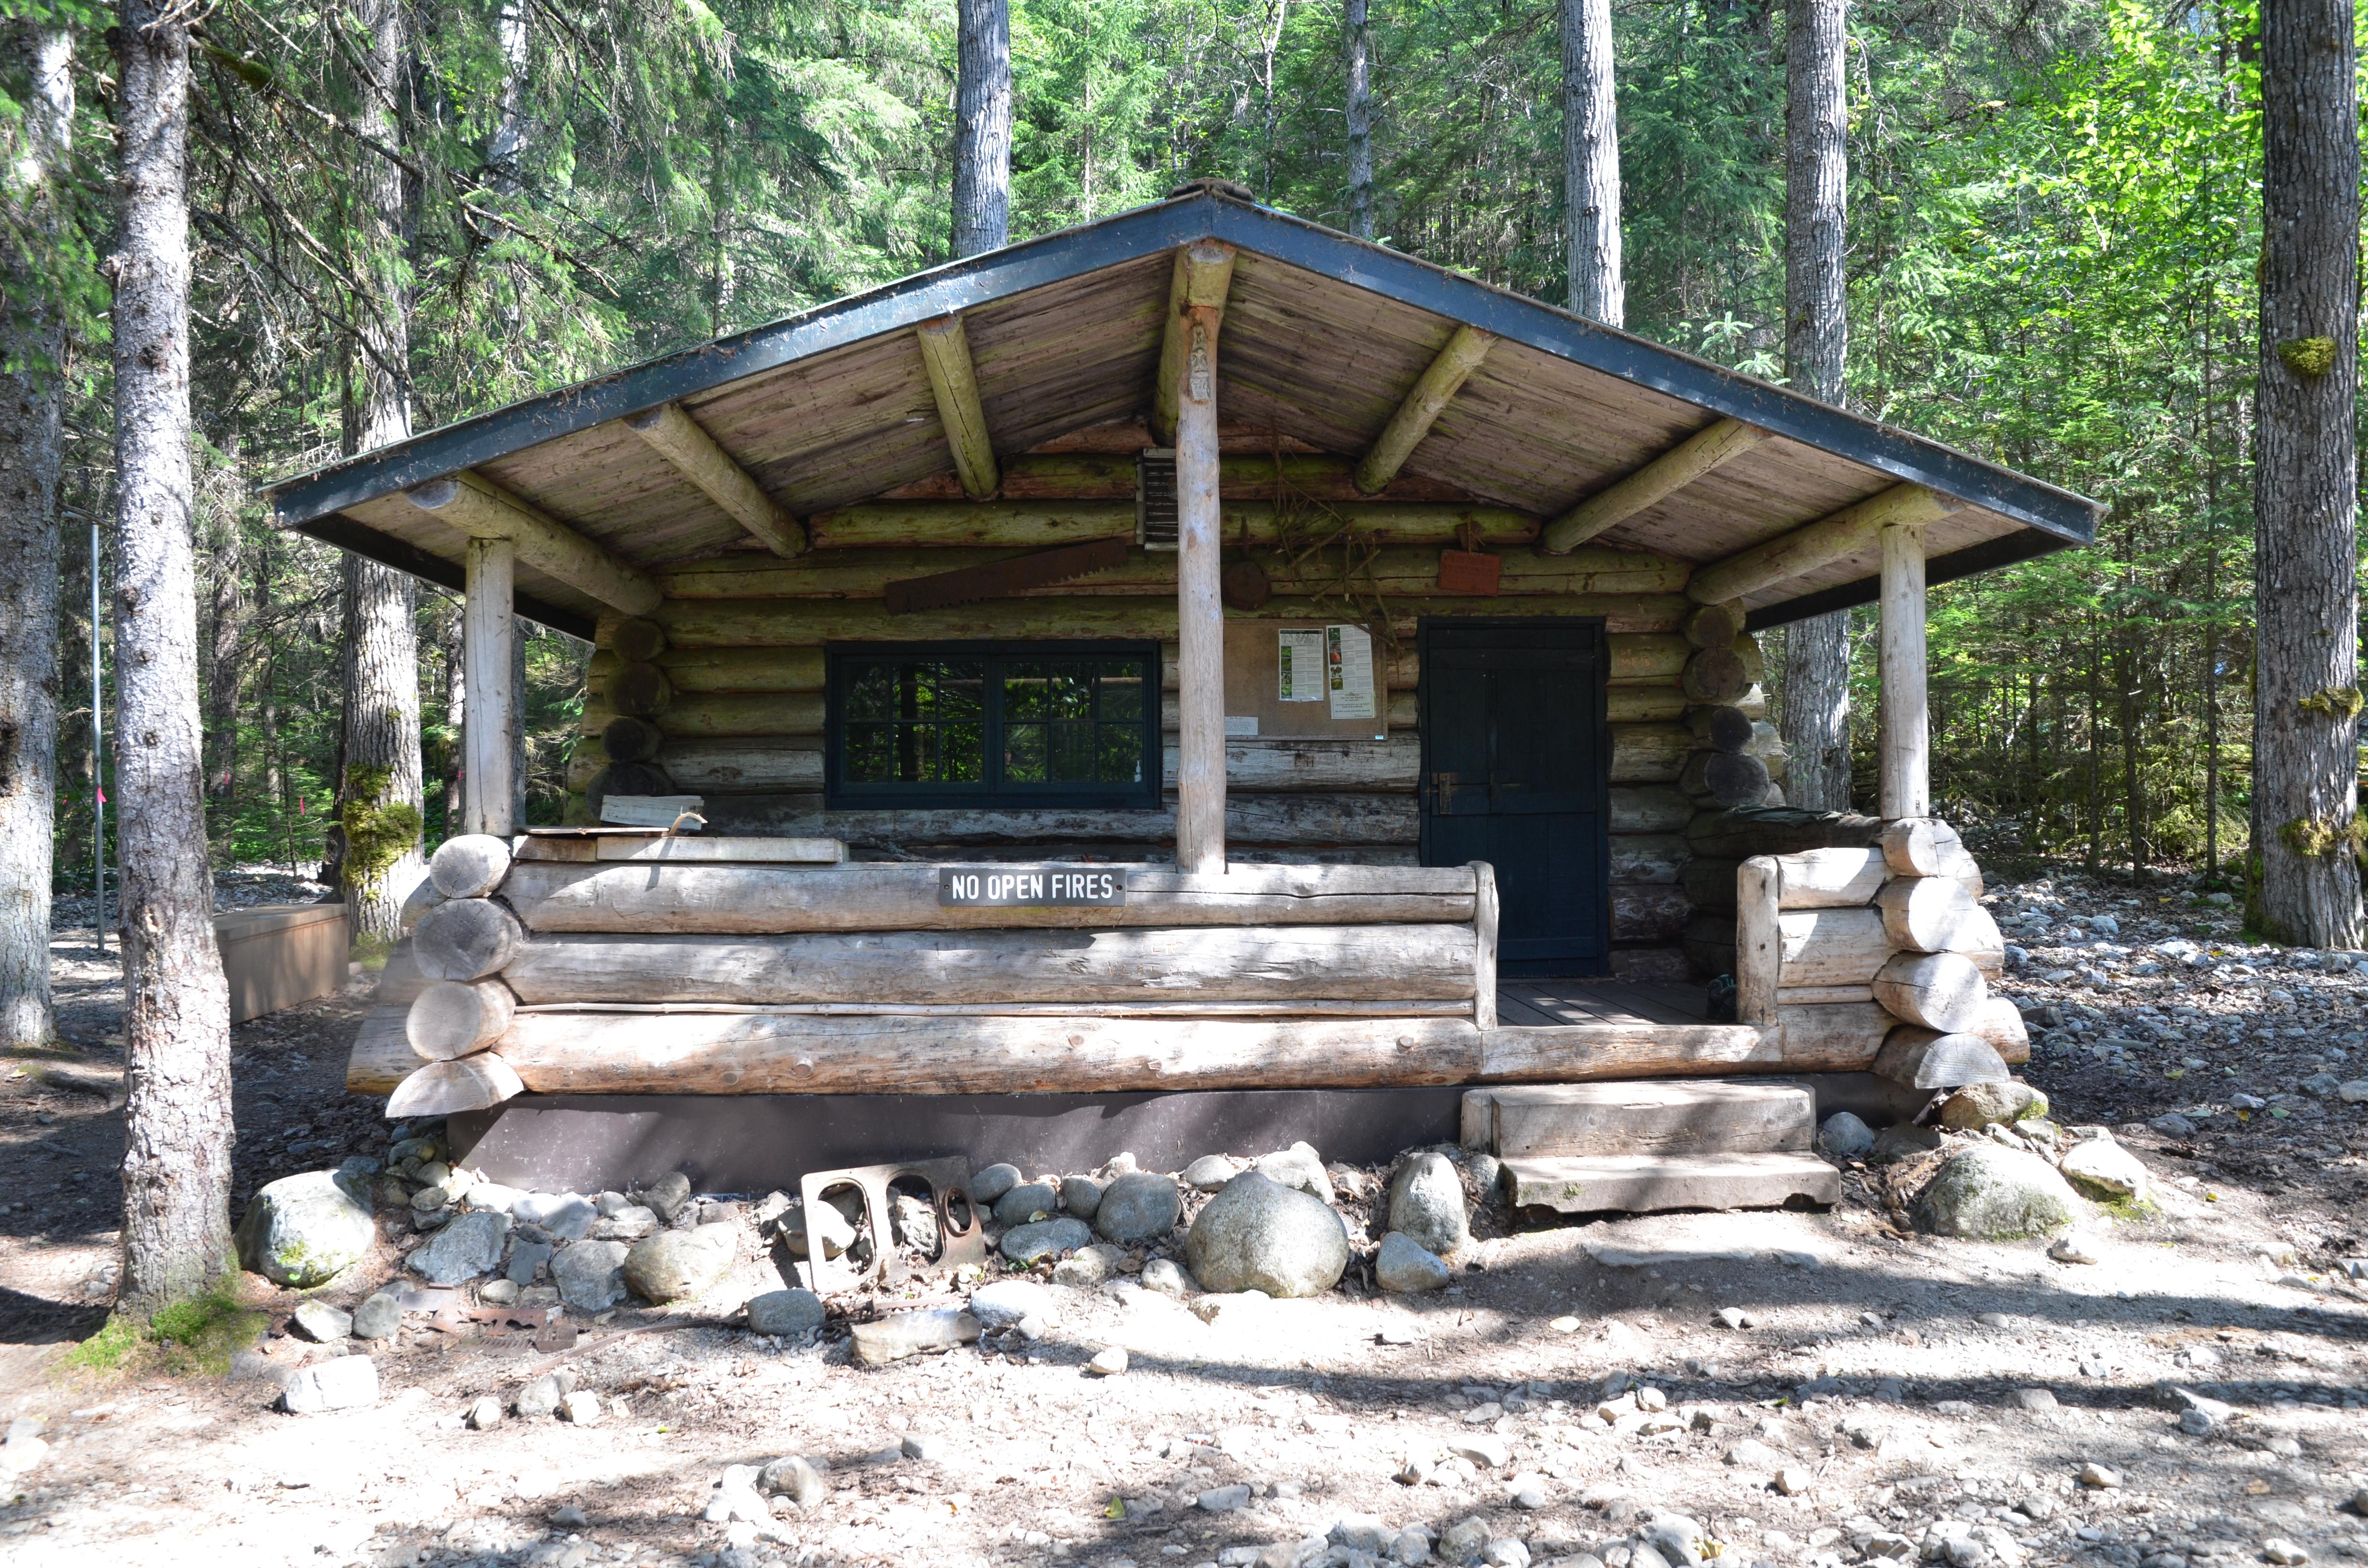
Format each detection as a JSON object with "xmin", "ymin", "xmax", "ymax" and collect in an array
[{"xmin": 827, "ymin": 643, "xmax": 1160, "ymax": 808}]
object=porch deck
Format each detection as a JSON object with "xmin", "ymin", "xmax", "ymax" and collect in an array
[{"xmin": 1493, "ymin": 979, "xmax": 1716, "ymax": 1029}]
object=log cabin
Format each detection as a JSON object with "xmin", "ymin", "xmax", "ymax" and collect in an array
[{"xmin": 267, "ymin": 182, "xmax": 2100, "ymax": 1204}]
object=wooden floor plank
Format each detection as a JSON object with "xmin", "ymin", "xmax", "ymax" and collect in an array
[{"xmin": 1492, "ymin": 990, "xmax": 1566, "ymax": 1028}]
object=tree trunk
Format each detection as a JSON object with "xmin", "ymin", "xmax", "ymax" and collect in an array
[
  {"xmin": 1776, "ymin": 0, "xmax": 1850, "ymax": 812},
  {"xmin": 111, "ymin": 0, "xmax": 235, "ymax": 1318},
  {"xmin": 486, "ymin": 0, "xmax": 531, "ymax": 195},
  {"xmin": 2253, "ymin": 0, "xmax": 2363, "ymax": 947},
  {"xmin": 334, "ymin": 0, "xmax": 427, "ymax": 943},
  {"xmin": 950, "ymin": 0, "xmax": 1011, "ymax": 258},
  {"xmin": 1343, "ymin": 0, "xmax": 1374, "ymax": 240},
  {"xmin": 202, "ymin": 433, "xmax": 244, "ymax": 801},
  {"xmin": 0, "ymin": 21, "xmax": 73, "ymax": 1051},
  {"xmin": 1560, "ymin": 0, "xmax": 1623, "ymax": 324},
  {"xmin": 441, "ymin": 603, "xmax": 465, "ymax": 832}
]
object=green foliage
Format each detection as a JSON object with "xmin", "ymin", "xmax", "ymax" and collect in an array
[
  {"xmin": 337, "ymin": 765, "xmax": 420, "ymax": 895},
  {"xmin": 62, "ymin": 1278, "xmax": 263, "ymax": 1378},
  {"xmin": 59, "ymin": 1313, "xmax": 138, "ymax": 1372},
  {"xmin": 2277, "ymin": 336, "xmax": 2336, "ymax": 377}
]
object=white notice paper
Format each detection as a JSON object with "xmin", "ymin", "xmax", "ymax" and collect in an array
[
  {"xmin": 1276, "ymin": 629, "xmax": 1326, "ymax": 701},
  {"xmin": 1326, "ymin": 625, "xmax": 1377, "ymax": 721}
]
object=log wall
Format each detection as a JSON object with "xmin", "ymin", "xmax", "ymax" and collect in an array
[{"xmin": 563, "ymin": 525, "xmax": 1755, "ymax": 979}]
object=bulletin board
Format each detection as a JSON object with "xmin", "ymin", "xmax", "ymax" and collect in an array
[{"xmin": 1221, "ymin": 622, "xmax": 1389, "ymax": 741}]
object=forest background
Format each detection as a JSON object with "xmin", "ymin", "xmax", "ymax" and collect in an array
[{"xmin": 2, "ymin": 0, "xmax": 2343, "ymax": 892}]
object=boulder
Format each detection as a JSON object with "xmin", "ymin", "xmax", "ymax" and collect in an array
[
  {"xmin": 641, "ymin": 1171, "xmax": 693, "ymax": 1222},
  {"xmin": 849, "ymin": 1309, "xmax": 978, "ymax": 1367},
  {"xmin": 1374, "ymin": 1231, "xmax": 1452, "ymax": 1294},
  {"xmin": 746, "ymin": 1289, "xmax": 827, "ymax": 1337},
  {"xmin": 511, "ymin": 1191, "xmax": 597, "ymax": 1240},
  {"xmin": 290, "ymin": 1300, "xmax": 353, "ymax": 1342},
  {"xmin": 970, "ymin": 1278, "xmax": 1057, "ymax": 1328},
  {"xmin": 1912, "ymin": 1145, "xmax": 2084, "ymax": 1239},
  {"xmin": 1183, "ymin": 1154, "xmax": 1239, "ymax": 1191},
  {"xmin": 1386, "ymin": 1152, "xmax": 1469, "ymax": 1256},
  {"xmin": 1184, "ymin": 1172, "xmax": 1349, "ymax": 1298},
  {"xmin": 2058, "ymin": 1133, "xmax": 2151, "ymax": 1202},
  {"xmin": 623, "ymin": 1223, "xmax": 738, "ymax": 1303},
  {"xmin": 759, "ymin": 1455, "xmax": 830, "ymax": 1506},
  {"xmin": 407, "ymin": 1210, "xmax": 511, "ymax": 1285},
  {"xmin": 1000, "ymin": 1216, "xmax": 1092, "ymax": 1263},
  {"xmin": 1059, "ymin": 1176, "xmax": 1105, "ymax": 1220},
  {"xmin": 235, "ymin": 1170, "xmax": 377, "ymax": 1288},
  {"xmin": 971, "ymin": 1163, "xmax": 1023, "ymax": 1203},
  {"xmin": 991, "ymin": 1182, "xmax": 1061, "ymax": 1227},
  {"xmin": 551, "ymin": 1239, "xmax": 631, "ymax": 1311},
  {"xmin": 780, "ymin": 1197, "xmax": 855, "ymax": 1261},
  {"xmin": 350, "ymin": 1290, "xmax": 401, "ymax": 1341},
  {"xmin": 278, "ymin": 1354, "xmax": 379, "ymax": 1414},
  {"xmin": 1816, "ymin": 1112, "xmax": 1875, "ymax": 1160},
  {"xmin": 1870, "ymin": 1123, "xmax": 1943, "ymax": 1164},
  {"xmin": 1094, "ymin": 1172, "xmax": 1183, "ymax": 1244},
  {"xmin": 1141, "ymin": 1258, "xmax": 1196, "ymax": 1299},
  {"xmin": 1252, "ymin": 1140, "xmax": 1333, "ymax": 1200},
  {"xmin": 1938, "ymin": 1081, "xmax": 2043, "ymax": 1130}
]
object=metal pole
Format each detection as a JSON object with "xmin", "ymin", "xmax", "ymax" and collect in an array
[{"xmin": 91, "ymin": 517, "xmax": 105, "ymax": 954}]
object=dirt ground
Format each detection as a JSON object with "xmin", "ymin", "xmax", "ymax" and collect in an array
[{"xmin": 2, "ymin": 866, "xmax": 2365, "ymax": 1568}]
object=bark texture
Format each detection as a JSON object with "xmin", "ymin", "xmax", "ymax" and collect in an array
[
  {"xmin": 950, "ymin": 0, "xmax": 1011, "ymax": 257},
  {"xmin": 0, "ymin": 23, "xmax": 73, "ymax": 1049},
  {"xmin": 202, "ymin": 436, "xmax": 244, "ymax": 799},
  {"xmin": 111, "ymin": 0, "xmax": 236, "ymax": 1316},
  {"xmin": 335, "ymin": 0, "xmax": 427, "ymax": 943},
  {"xmin": 1560, "ymin": 0, "xmax": 1623, "ymax": 324},
  {"xmin": 2253, "ymin": 0, "xmax": 2363, "ymax": 946},
  {"xmin": 1777, "ymin": 0, "xmax": 1853, "ymax": 812},
  {"xmin": 1344, "ymin": 0, "xmax": 1374, "ymax": 240}
]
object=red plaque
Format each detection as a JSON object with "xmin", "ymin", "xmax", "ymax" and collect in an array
[{"xmin": 1437, "ymin": 549, "xmax": 1503, "ymax": 595}]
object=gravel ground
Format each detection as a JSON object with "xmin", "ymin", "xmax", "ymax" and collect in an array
[{"xmin": 1, "ymin": 866, "xmax": 2364, "ymax": 1568}]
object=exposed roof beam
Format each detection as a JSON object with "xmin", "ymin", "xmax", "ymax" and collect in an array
[
  {"xmin": 1150, "ymin": 241, "xmax": 1237, "ymax": 445},
  {"xmin": 914, "ymin": 315, "xmax": 998, "ymax": 501},
  {"xmin": 1541, "ymin": 416, "xmax": 1770, "ymax": 554},
  {"xmin": 1687, "ymin": 482, "xmax": 1964, "ymax": 605},
  {"xmin": 404, "ymin": 471, "xmax": 663, "ymax": 615},
  {"xmin": 625, "ymin": 403, "xmax": 807, "ymax": 558},
  {"xmin": 1354, "ymin": 325, "xmax": 1495, "ymax": 494}
]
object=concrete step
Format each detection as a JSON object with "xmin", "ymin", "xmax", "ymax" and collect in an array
[
  {"xmin": 1501, "ymin": 1152, "xmax": 1841, "ymax": 1216},
  {"xmin": 1462, "ymin": 1081, "xmax": 1815, "ymax": 1159}
]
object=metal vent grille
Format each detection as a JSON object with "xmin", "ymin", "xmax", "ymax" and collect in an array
[{"xmin": 1135, "ymin": 449, "xmax": 1179, "ymax": 551}]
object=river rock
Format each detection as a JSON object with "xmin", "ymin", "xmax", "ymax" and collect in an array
[
  {"xmin": 1141, "ymin": 1258, "xmax": 1195, "ymax": 1299},
  {"xmin": 624, "ymin": 1222, "xmax": 737, "ymax": 1303},
  {"xmin": 1095, "ymin": 1172, "xmax": 1183, "ymax": 1244},
  {"xmin": 350, "ymin": 1290, "xmax": 401, "ymax": 1340},
  {"xmin": 1000, "ymin": 1216, "xmax": 1092, "ymax": 1263},
  {"xmin": 290, "ymin": 1300, "xmax": 353, "ymax": 1342},
  {"xmin": 407, "ymin": 1210, "xmax": 511, "ymax": 1284},
  {"xmin": 511, "ymin": 1191, "xmax": 597, "ymax": 1240},
  {"xmin": 746, "ymin": 1288, "xmax": 826, "ymax": 1336},
  {"xmin": 992, "ymin": 1182, "xmax": 1061, "ymax": 1227},
  {"xmin": 2058, "ymin": 1133, "xmax": 2151, "ymax": 1201},
  {"xmin": 279, "ymin": 1354, "xmax": 379, "ymax": 1413},
  {"xmin": 970, "ymin": 1278, "xmax": 1057, "ymax": 1328},
  {"xmin": 516, "ymin": 1370, "xmax": 575, "ymax": 1418},
  {"xmin": 972, "ymin": 1164, "xmax": 1023, "ymax": 1203},
  {"xmin": 1939, "ymin": 1081, "xmax": 2043, "ymax": 1130},
  {"xmin": 1183, "ymin": 1154, "xmax": 1239, "ymax": 1190},
  {"xmin": 1053, "ymin": 1243, "xmax": 1123, "ymax": 1288},
  {"xmin": 782, "ymin": 1196, "xmax": 855, "ymax": 1261},
  {"xmin": 235, "ymin": 1170, "xmax": 377, "ymax": 1288},
  {"xmin": 850, "ymin": 1309, "xmax": 979, "ymax": 1367},
  {"xmin": 1375, "ymin": 1230, "xmax": 1452, "ymax": 1293},
  {"xmin": 1870, "ymin": 1123, "xmax": 1943, "ymax": 1164},
  {"xmin": 641, "ymin": 1171, "xmax": 692, "ymax": 1222},
  {"xmin": 1912, "ymin": 1145, "xmax": 2083, "ymax": 1239},
  {"xmin": 760, "ymin": 1455, "xmax": 829, "ymax": 1506},
  {"xmin": 1185, "ymin": 1171, "xmax": 1349, "ymax": 1298},
  {"xmin": 1060, "ymin": 1176, "xmax": 1105, "ymax": 1220},
  {"xmin": 1816, "ymin": 1112, "xmax": 1875, "ymax": 1160},
  {"xmin": 1387, "ymin": 1152, "xmax": 1470, "ymax": 1255},
  {"xmin": 1252, "ymin": 1141, "xmax": 1333, "ymax": 1199},
  {"xmin": 551, "ymin": 1239, "xmax": 631, "ymax": 1311}
]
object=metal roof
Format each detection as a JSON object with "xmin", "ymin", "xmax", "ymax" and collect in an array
[{"xmin": 269, "ymin": 186, "xmax": 2099, "ymax": 639}]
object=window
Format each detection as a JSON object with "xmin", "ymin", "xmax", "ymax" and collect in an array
[{"xmin": 826, "ymin": 642, "xmax": 1161, "ymax": 808}]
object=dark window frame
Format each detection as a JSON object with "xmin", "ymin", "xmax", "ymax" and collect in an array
[{"xmin": 824, "ymin": 640, "xmax": 1165, "ymax": 810}]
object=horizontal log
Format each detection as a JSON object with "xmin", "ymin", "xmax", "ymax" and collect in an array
[
  {"xmin": 386, "ymin": 1054, "xmax": 526, "ymax": 1118},
  {"xmin": 1684, "ymin": 806, "xmax": 1886, "ymax": 859},
  {"xmin": 893, "ymin": 451, "xmax": 1489, "ymax": 505},
  {"xmin": 407, "ymin": 979, "xmax": 518, "ymax": 1061},
  {"xmin": 1611, "ymin": 784, "xmax": 1692, "ymax": 834},
  {"xmin": 1681, "ymin": 857, "xmax": 1741, "ymax": 914},
  {"xmin": 1608, "ymin": 723, "xmax": 1690, "ymax": 784},
  {"xmin": 414, "ymin": 897, "xmax": 526, "ymax": 981},
  {"xmin": 1776, "ymin": 984, "xmax": 1875, "ymax": 1004},
  {"xmin": 1681, "ymin": 645, "xmax": 1750, "ymax": 704},
  {"xmin": 1776, "ymin": 846, "xmax": 1885, "ymax": 908},
  {"xmin": 1968, "ymin": 995, "xmax": 2030, "ymax": 1065},
  {"xmin": 587, "ymin": 641, "xmax": 1424, "ymax": 695},
  {"xmin": 647, "ymin": 594, "xmax": 1689, "ymax": 649},
  {"xmin": 683, "ymin": 791, "xmax": 1420, "ymax": 847},
  {"xmin": 1775, "ymin": 906, "xmax": 1888, "ymax": 987},
  {"xmin": 429, "ymin": 834, "xmax": 513, "ymax": 900},
  {"xmin": 1872, "ymin": 1027, "xmax": 2009, "ymax": 1090},
  {"xmin": 499, "ymin": 924, "xmax": 1477, "ymax": 1006},
  {"xmin": 658, "ymin": 543, "xmax": 1689, "ymax": 600},
  {"xmin": 399, "ymin": 878, "xmax": 444, "ymax": 938},
  {"xmin": 612, "ymin": 617, "xmax": 667, "ymax": 663},
  {"xmin": 1607, "ymin": 945, "xmax": 1697, "ymax": 983},
  {"xmin": 1775, "ymin": 1000, "xmax": 1895, "ymax": 1070},
  {"xmin": 531, "ymin": 998, "xmax": 1470, "ymax": 1017},
  {"xmin": 1883, "ymin": 819, "xmax": 1986, "ymax": 898},
  {"xmin": 1607, "ymin": 687, "xmax": 1686, "ymax": 723},
  {"xmin": 1871, "ymin": 951, "xmax": 1989, "ymax": 1033},
  {"xmin": 1610, "ymin": 882, "xmax": 1692, "ymax": 943},
  {"xmin": 504, "ymin": 861, "xmax": 1479, "ymax": 934},
  {"xmin": 374, "ymin": 943, "xmax": 430, "ymax": 1007},
  {"xmin": 1876, "ymin": 874, "xmax": 1980, "ymax": 953},
  {"xmin": 1679, "ymin": 749, "xmax": 1769, "ymax": 807},
  {"xmin": 802, "ymin": 501, "xmax": 1547, "ymax": 551},
  {"xmin": 1608, "ymin": 833, "xmax": 1689, "ymax": 884},
  {"xmin": 1683, "ymin": 601, "xmax": 1744, "ymax": 650},
  {"xmin": 581, "ymin": 692, "xmax": 828, "ymax": 739},
  {"xmin": 1687, "ymin": 705, "xmax": 1755, "ymax": 754},
  {"xmin": 352, "ymin": 1004, "xmax": 415, "ymax": 1092},
  {"xmin": 481, "ymin": 1011, "xmax": 1781, "ymax": 1094}
]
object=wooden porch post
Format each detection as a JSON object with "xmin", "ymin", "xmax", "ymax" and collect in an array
[
  {"xmin": 1172, "ymin": 242, "xmax": 1233, "ymax": 874},
  {"xmin": 463, "ymin": 536, "xmax": 519, "ymax": 836},
  {"xmin": 1877, "ymin": 519, "xmax": 1929, "ymax": 819}
]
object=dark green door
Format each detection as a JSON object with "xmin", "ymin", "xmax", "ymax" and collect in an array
[{"xmin": 1418, "ymin": 620, "xmax": 1609, "ymax": 977}]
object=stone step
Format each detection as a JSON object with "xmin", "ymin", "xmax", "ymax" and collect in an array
[
  {"xmin": 1462, "ymin": 1081, "xmax": 1815, "ymax": 1159},
  {"xmin": 1502, "ymin": 1152, "xmax": 1841, "ymax": 1216}
]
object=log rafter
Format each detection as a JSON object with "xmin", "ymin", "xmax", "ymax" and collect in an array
[
  {"xmin": 403, "ymin": 469, "xmax": 662, "ymax": 615},
  {"xmin": 1354, "ymin": 324, "xmax": 1495, "ymax": 494},
  {"xmin": 1542, "ymin": 416, "xmax": 1770, "ymax": 555},
  {"xmin": 625, "ymin": 402, "xmax": 808, "ymax": 558},
  {"xmin": 1151, "ymin": 241, "xmax": 1238, "ymax": 445},
  {"xmin": 1686, "ymin": 481, "xmax": 1964, "ymax": 605},
  {"xmin": 914, "ymin": 314, "xmax": 999, "ymax": 500}
]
